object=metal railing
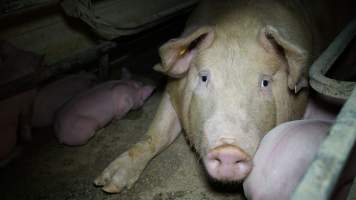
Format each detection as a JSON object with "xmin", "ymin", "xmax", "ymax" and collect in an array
[{"xmin": 292, "ymin": 18, "xmax": 356, "ymax": 200}]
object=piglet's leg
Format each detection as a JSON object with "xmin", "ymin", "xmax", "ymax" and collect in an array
[{"xmin": 94, "ymin": 92, "xmax": 181, "ymax": 193}]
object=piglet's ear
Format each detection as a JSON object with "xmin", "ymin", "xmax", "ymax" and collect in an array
[
  {"xmin": 261, "ymin": 26, "xmax": 310, "ymax": 94},
  {"xmin": 154, "ymin": 26, "xmax": 215, "ymax": 78}
]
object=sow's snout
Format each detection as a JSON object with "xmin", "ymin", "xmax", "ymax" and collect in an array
[{"xmin": 203, "ymin": 144, "xmax": 252, "ymax": 182}]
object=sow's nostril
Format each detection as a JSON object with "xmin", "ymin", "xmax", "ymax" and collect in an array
[
  {"xmin": 210, "ymin": 148, "xmax": 243, "ymax": 165},
  {"xmin": 204, "ymin": 144, "xmax": 252, "ymax": 181}
]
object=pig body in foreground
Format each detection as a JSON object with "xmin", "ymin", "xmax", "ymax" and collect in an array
[
  {"xmin": 54, "ymin": 80, "xmax": 154, "ymax": 146},
  {"xmin": 243, "ymin": 119, "xmax": 356, "ymax": 200},
  {"xmin": 94, "ymin": 0, "xmax": 352, "ymax": 193},
  {"xmin": 243, "ymin": 119, "xmax": 331, "ymax": 200}
]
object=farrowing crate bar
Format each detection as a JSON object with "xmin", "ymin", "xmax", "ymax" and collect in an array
[
  {"xmin": 0, "ymin": 6, "xmax": 192, "ymax": 101},
  {"xmin": 292, "ymin": 18, "xmax": 356, "ymax": 200}
]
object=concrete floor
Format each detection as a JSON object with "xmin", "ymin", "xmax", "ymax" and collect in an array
[{"xmin": 0, "ymin": 90, "xmax": 245, "ymax": 200}]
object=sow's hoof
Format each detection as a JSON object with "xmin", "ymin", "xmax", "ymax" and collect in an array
[{"xmin": 94, "ymin": 150, "xmax": 146, "ymax": 193}]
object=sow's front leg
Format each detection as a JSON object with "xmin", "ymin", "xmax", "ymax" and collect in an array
[{"xmin": 94, "ymin": 92, "xmax": 181, "ymax": 193}]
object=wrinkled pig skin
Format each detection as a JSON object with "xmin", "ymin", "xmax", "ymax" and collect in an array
[
  {"xmin": 243, "ymin": 120, "xmax": 331, "ymax": 200},
  {"xmin": 0, "ymin": 90, "xmax": 36, "ymax": 160},
  {"xmin": 54, "ymin": 80, "xmax": 154, "ymax": 146},
  {"xmin": 32, "ymin": 73, "xmax": 97, "ymax": 127},
  {"xmin": 94, "ymin": 0, "xmax": 354, "ymax": 193}
]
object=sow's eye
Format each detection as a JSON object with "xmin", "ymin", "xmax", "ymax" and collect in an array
[
  {"xmin": 259, "ymin": 74, "xmax": 272, "ymax": 94},
  {"xmin": 199, "ymin": 70, "xmax": 210, "ymax": 85},
  {"xmin": 261, "ymin": 79, "xmax": 269, "ymax": 88}
]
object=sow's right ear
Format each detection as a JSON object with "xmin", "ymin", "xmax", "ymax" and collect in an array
[
  {"xmin": 154, "ymin": 26, "xmax": 215, "ymax": 78},
  {"xmin": 260, "ymin": 26, "xmax": 310, "ymax": 94}
]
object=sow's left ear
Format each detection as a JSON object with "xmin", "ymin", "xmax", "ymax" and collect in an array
[
  {"xmin": 261, "ymin": 25, "xmax": 310, "ymax": 94},
  {"xmin": 154, "ymin": 26, "xmax": 215, "ymax": 78}
]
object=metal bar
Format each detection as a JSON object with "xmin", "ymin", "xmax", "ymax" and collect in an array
[
  {"xmin": 309, "ymin": 18, "xmax": 356, "ymax": 100},
  {"xmin": 0, "ymin": 9, "xmax": 189, "ymax": 101},
  {"xmin": 0, "ymin": 41, "xmax": 116, "ymax": 101},
  {"xmin": 0, "ymin": 0, "xmax": 59, "ymax": 17},
  {"xmin": 292, "ymin": 66, "xmax": 356, "ymax": 199},
  {"xmin": 292, "ymin": 17, "xmax": 356, "ymax": 200},
  {"xmin": 40, "ymin": 41, "xmax": 116, "ymax": 81}
]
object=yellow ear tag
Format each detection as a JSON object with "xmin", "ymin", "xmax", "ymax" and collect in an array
[{"xmin": 179, "ymin": 48, "xmax": 187, "ymax": 56}]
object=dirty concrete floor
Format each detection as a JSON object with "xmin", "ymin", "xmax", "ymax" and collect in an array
[{"xmin": 0, "ymin": 91, "xmax": 245, "ymax": 200}]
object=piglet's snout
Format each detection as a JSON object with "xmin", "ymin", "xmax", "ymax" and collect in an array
[{"xmin": 204, "ymin": 144, "xmax": 252, "ymax": 181}]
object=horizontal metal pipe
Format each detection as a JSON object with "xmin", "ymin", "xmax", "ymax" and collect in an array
[
  {"xmin": 309, "ymin": 18, "xmax": 356, "ymax": 100},
  {"xmin": 0, "ymin": 41, "xmax": 116, "ymax": 101}
]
